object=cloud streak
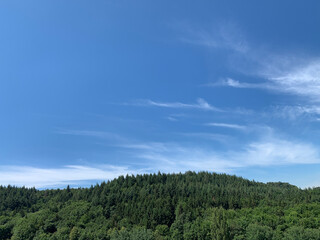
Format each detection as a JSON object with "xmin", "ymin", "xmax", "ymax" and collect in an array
[
  {"xmin": 206, "ymin": 122, "xmax": 247, "ymax": 130},
  {"xmin": 208, "ymin": 78, "xmax": 273, "ymax": 90},
  {"xmin": 184, "ymin": 24, "xmax": 320, "ymax": 103},
  {"xmin": 267, "ymin": 60, "xmax": 320, "ymax": 101},
  {"xmin": 179, "ymin": 22, "xmax": 248, "ymax": 53},
  {"xmin": 1, "ymin": 135, "xmax": 319, "ymax": 188},
  {"xmin": 241, "ymin": 138, "xmax": 319, "ymax": 166},
  {"xmin": 179, "ymin": 132, "xmax": 233, "ymax": 143},
  {"xmin": 136, "ymin": 98, "xmax": 222, "ymax": 111},
  {"xmin": 216, "ymin": 61, "xmax": 320, "ymax": 102},
  {"xmin": 270, "ymin": 105, "xmax": 320, "ymax": 120},
  {"xmin": 0, "ymin": 165, "xmax": 140, "ymax": 188},
  {"xmin": 57, "ymin": 129, "xmax": 120, "ymax": 139},
  {"xmin": 118, "ymin": 134, "xmax": 320, "ymax": 174}
]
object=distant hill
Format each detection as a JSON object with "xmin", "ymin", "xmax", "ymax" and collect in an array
[{"xmin": 1, "ymin": 171, "xmax": 320, "ymax": 239}]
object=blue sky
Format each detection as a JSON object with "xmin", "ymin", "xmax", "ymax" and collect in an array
[{"xmin": 1, "ymin": 0, "xmax": 320, "ymax": 188}]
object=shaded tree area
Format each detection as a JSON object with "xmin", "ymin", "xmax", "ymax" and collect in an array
[{"xmin": 1, "ymin": 171, "xmax": 320, "ymax": 239}]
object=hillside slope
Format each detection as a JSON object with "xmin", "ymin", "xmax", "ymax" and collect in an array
[{"xmin": 1, "ymin": 171, "xmax": 320, "ymax": 239}]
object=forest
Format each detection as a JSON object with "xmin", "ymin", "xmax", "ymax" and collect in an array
[{"xmin": 1, "ymin": 171, "xmax": 320, "ymax": 239}]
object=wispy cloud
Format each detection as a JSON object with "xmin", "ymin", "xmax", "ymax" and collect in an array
[
  {"xmin": 270, "ymin": 105, "xmax": 320, "ymax": 120},
  {"xmin": 267, "ymin": 60, "xmax": 320, "ymax": 101},
  {"xmin": 208, "ymin": 78, "xmax": 273, "ymax": 90},
  {"xmin": 56, "ymin": 129, "xmax": 125, "ymax": 141},
  {"xmin": 215, "ymin": 60, "xmax": 320, "ymax": 102},
  {"xmin": 118, "ymin": 142, "xmax": 170, "ymax": 152},
  {"xmin": 1, "ymin": 134, "xmax": 319, "ymax": 188},
  {"xmin": 166, "ymin": 116, "xmax": 178, "ymax": 121},
  {"xmin": 179, "ymin": 132, "xmax": 233, "ymax": 143},
  {"xmin": 208, "ymin": 77, "xmax": 320, "ymax": 120},
  {"xmin": 135, "ymin": 98, "xmax": 222, "ymax": 111},
  {"xmin": 179, "ymin": 22, "xmax": 248, "ymax": 53},
  {"xmin": 116, "ymin": 133, "xmax": 320, "ymax": 174},
  {"xmin": 241, "ymin": 138, "xmax": 320, "ymax": 166},
  {"xmin": 206, "ymin": 122, "xmax": 247, "ymax": 130},
  {"xmin": 183, "ymin": 23, "xmax": 320, "ymax": 103},
  {"xmin": 0, "ymin": 165, "xmax": 140, "ymax": 188}
]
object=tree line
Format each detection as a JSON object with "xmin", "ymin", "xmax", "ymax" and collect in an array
[{"xmin": 1, "ymin": 171, "xmax": 320, "ymax": 239}]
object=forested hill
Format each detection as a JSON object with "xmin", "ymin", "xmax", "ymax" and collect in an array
[{"xmin": 1, "ymin": 172, "xmax": 320, "ymax": 240}]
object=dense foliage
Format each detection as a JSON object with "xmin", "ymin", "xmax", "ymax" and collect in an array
[{"xmin": 1, "ymin": 171, "xmax": 320, "ymax": 239}]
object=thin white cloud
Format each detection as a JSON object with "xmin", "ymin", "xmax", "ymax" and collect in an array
[
  {"xmin": 270, "ymin": 105, "xmax": 320, "ymax": 120},
  {"xmin": 166, "ymin": 116, "xmax": 178, "ymax": 121},
  {"xmin": 180, "ymin": 22, "xmax": 248, "ymax": 53},
  {"xmin": 165, "ymin": 113, "xmax": 188, "ymax": 122},
  {"xmin": 137, "ymin": 98, "xmax": 221, "ymax": 111},
  {"xmin": 267, "ymin": 60, "xmax": 320, "ymax": 101},
  {"xmin": 209, "ymin": 78, "xmax": 320, "ymax": 120},
  {"xmin": 119, "ymin": 142, "xmax": 169, "ymax": 152},
  {"xmin": 208, "ymin": 78, "xmax": 273, "ymax": 90},
  {"xmin": 136, "ymin": 148, "xmax": 238, "ymax": 173},
  {"xmin": 242, "ymin": 139, "xmax": 319, "ymax": 166},
  {"xmin": 179, "ymin": 132, "xmax": 233, "ymax": 143},
  {"xmin": 58, "ymin": 130, "xmax": 114, "ymax": 138},
  {"xmin": 206, "ymin": 122, "xmax": 247, "ymax": 130},
  {"xmin": 1, "ymin": 135, "xmax": 319, "ymax": 188},
  {"xmin": 0, "ymin": 165, "xmax": 140, "ymax": 188},
  {"xmin": 218, "ymin": 60, "xmax": 320, "ymax": 102},
  {"xmin": 183, "ymin": 24, "xmax": 320, "ymax": 103},
  {"xmin": 117, "ymin": 134, "xmax": 320, "ymax": 174},
  {"xmin": 56, "ymin": 129, "xmax": 126, "ymax": 141}
]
